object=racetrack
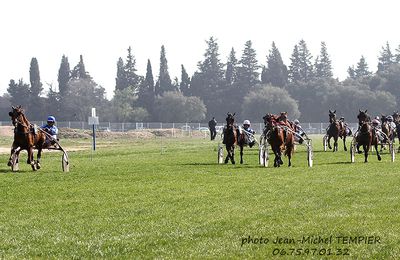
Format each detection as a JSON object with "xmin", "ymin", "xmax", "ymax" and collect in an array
[{"xmin": 0, "ymin": 134, "xmax": 399, "ymax": 258}]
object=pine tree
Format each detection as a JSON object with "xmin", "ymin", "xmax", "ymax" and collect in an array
[
  {"xmin": 190, "ymin": 36, "xmax": 225, "ymax": 117},
  {"xmin": 180, "ymin": 65, "xmax": 191, "ymax": 96},
  {"xmin": 297, "ymin": 39, "xmax": 314, "ymax": 81},
  {"xmin": 225, "ymin": 48, "xmax": 238, "ymax": 86},
  {"xmin": 355, "ymin": 56, "xmax": 371, "ymax": 77},
  {"xmin": 377, "ymin": 42, "xmax": 394, "ymax": 72},
  {"xmin": 396, "ymin": 44, "xmax": 400, "ymax": 63},
  {"xmin": 288, "ymin": 45, "xmax": 301, "ymax": 82},
  {"xmin": 237, "ymin": 40, "xmax": 260, "ymax": 89},
  {"xmin": 314, "ymin": 42, "xmax": 333, "ymax": 78},
  {"xmin": 347, "ymin": 66, "xmax": 356, "ymax": 79},
  {"xmin": 261, "ymin": 42, "xmax": 288, "ymax": 87},
  {"xmin": 156, "ymin": 45, "xmax": 173, "ymax": 95},
  {"xmin": 58, "ymin": 55, "xmax": 71, "ymax": 96}
]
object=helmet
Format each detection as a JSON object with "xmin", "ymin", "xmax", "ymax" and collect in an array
[
  {"xmin": 294, "ymin": 119, "xmax": 300, "ymax": 125},
  {"xmin": 375, "ymin": 116, "xmax": 380, "ymax": 120},
  {"xmin": 243, "ymin": 120, "xmax": 251, "ymax": 126},
  {"xmin": 47, "ymin": 116, "xmax": 56, "ymax": 123},
  {"xmin": 372, "ymin": 119, "xmax": 380, "ymax": 125},
  {"xmin": 387, "ymin": 115, "xmax": 393, "ymax": 121}
]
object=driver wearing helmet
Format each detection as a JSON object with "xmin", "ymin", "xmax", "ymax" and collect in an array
[
  {"xmin": 387, "ymin": 115, "xmax": 396, "ymax": 130},
  {"xmin": 293, "ymin": 119, "xmax": 306, "ymax": 144},
  {"xmin": 242, "ymin": 120, "xmax": 256, "ymax": 148},
  {"xmin": 41, "ymin": 116, "xmax": 59, "ymax": 146},
  {"xmin": 372, "ymin": 118, "xmax": 384, "ymax": 142}
]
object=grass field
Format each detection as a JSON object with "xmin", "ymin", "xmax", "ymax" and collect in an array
[{"xmin": 0, "ymin": 134, "xmax": 399, "ymax": 259}]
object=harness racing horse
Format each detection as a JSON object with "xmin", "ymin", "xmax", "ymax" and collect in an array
[
  {"xmin": 356, "ymin": 110, "xmax": 381, "ymax": 162},
  {"xmin": 326, "ymin": 110, "xmax": 348, "ymax": 151},
  {"xmin": 8, "ymin": 106, "xmax": 46, "ymax": 171},
  {"xmin": 263, "ymin": 113, "xmax": 294, "ymax": 167},
  {"xmin": 392, "ymin": 111, "xmax": 400, "ymax": 151},
  {"xmin": 222, "ymin": 113, "xmax": 249, "ymax": 164}
]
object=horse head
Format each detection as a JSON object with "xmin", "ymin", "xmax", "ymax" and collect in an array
[
  {"xmin": 329, "ymin": 110, "xmax": 337, "ymax": 123},
  {"xmin": 226, "ymin": 112, "xmax": 235, "ymax": 128},
  {"xmin": 9, "ymin": 105, "xmax": 25, "ymax": 127},
  {"xmin": 357, "ymin": 109, "xmax": 370, "ymax": 126},
  {"xmin": 278, "ymin": 112, "xmax": 288, "ymax": 122}
]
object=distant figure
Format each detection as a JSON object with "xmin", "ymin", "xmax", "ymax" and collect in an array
[{"xmin": 208, "ymin": 117, "xmax": 217, "ymax": 140}]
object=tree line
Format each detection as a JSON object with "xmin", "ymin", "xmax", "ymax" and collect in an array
[{"xmin": 2, "ymin": 38, "xmax": 400, "ymax": 123}]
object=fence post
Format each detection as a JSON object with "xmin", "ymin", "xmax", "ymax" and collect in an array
[
  {"xmin": 122, "ymin": 122, "xmax": 124, "ymax": 132},
  {"xmin": 172, "ymin": 123, "xmax": 175, "ymax": 137}
]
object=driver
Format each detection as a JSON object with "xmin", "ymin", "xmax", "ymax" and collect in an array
[
  {"xmin": 243, "ymin": 120, "xmax": 256, "ymax": 148},
  {"xmin": 41, "ymin": 116, "xmax": 58, "ymax": 147}
]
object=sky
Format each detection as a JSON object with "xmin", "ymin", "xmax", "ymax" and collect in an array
[{"xmin": 1, "ymin": 0, "xmax": 399, "ymax": 100}]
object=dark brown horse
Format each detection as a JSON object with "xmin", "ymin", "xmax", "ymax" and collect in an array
[
  {"xmin": 8, "ymin": 106, "xmax": 47, "ymax": 171},
  {"xmin": 356, "ymin": 110, "xmax": 381, "ymax": 162},
  {"xmin": 392, "ymin": 111, "xmax": 400, "ymax": 151},
  {"xmin": 327, "ymin": 110, "xmax": 348, "ymax": 151},
  {"xmin": 263, "ymin": 113, "xmax": 294, "ymax": 167},
  {"xmin": 222, "ymin": 113, "xmax": 248, "ymax": 164}
]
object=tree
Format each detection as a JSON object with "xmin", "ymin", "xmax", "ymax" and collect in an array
[
  {"xmin": 154, "ymin": 91, "xmax": 206, "ymax": 122},
  {"xmin": 241, "ymin": 85, "xmax": 300, "ymax": 122},
  {"xmin": 7, "ymin": 79, "xmax": 30, "ymax": 108},
  {"xmin": 261, "ymin": 41, "xmax": 288, "ymax": 87},
  {"xmin": 237, "ymin": 40, "xmax": 260, "ymax": 90},
  {"xmin": 29, "ymin": 57, "xmax": 45, "ymax": 119},
  {"xmin": 179, "ymin": 65, "xmax": 191, "ymax": 96},
  {"xmin": 314, "ymin": 42, "xmax": 333, "ymax": 79},
  {"xmin": 289, "ymin": 40, "xmax": 313, "ymax": 82},
  {"xmin": 71, "ymin": 55, "xmax": 89, "ymax": 79},
  {"xmin": 377, "ymin": 42, "xmax": 394, "ymax": 72},
  {"xmin": 113, "ymin": 86, "xmax": 149, "ymax": 122},
  {"xmin": 58, "ymin": 55, "xmax": 71, "ymax": 97},
  {"xmin": 355, "ymin": 56, "xmax": 371, "ymax": 78},
  {"xmin": 137, "ymin": 59, "xmax": 155, "ymax": 116},
  {"xmin": 190, "ymin": 37, "xmax": 225, "ymax": 117},
  {"xmin": 115, "ymin": 57, "xmax": 127, "ymax": 91},
  {"xmin": 155, "ymin": 45, "xmax": 174, "ymax": 95},
  {"xmin": 115, "ymin": 46, "xmax": 142, "ymax": 92},
  {"xmin": 225, "ymin": 47, "xmax": 238, "ymax": 86}
]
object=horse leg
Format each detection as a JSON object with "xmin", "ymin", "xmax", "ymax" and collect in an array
[
  {"xmin": 375, "ymin": 143, "xmax": 382, "ymax": 161},
  {"xmin": 36, "ymin": 146, "xmax": 43, "ymax": 169},
  {"xmin": 343, "ymin": 136, "xmax": 347, "ymax": 151},
  {"xmin": 8, "ymin": 145, "xmax": 16, "ymax": 166},
  {"xmin": 224, "ymin": 146, "xmax": 230, "ymax": 164},
  {"xmin": 363, "ymin": 144, "xmax": 369, "ymax": 163},
  {"xmin": 240, "ymin": 145, "xmax": 243, "ymax": 164},
  {"xmin": 230, "ymin": 146, "xmax": 235, "ymax": 164},
  {"xmin": 333, "ymin": 136, "xmax": 338, "ymax": 152},
  {"xmin": 27, "ymin": 147, "xmax": 37, "ymax": 171},
  {"xmin": 357, "ymin": 143, "xmax": 362, "ymax": 154},
  {"xmin": 327, "ymin": 136, "xmax": 332, "ymax": 149}
]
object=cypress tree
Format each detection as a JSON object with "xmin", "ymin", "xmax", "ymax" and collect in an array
[
  {"xmin": 115, "ymin": 57, "xmax": 127, "ymax": 91},
  {"xmin": 314, "ymin": 42, "xmax": 333, "ymax": 78},
  {"xmin": 58, "ymin": 55, "xmax": 71, "ymax": 96},
  {"xmin": 225, "ymin": 48, "xmax": 238, "ymax": 86},
  {"xmin": 180, "ymin": 65, "xmax": 191, "ymax": 96},
  {"xmin": 72, "ymin": 55, "xmax": 89, "ymax": 79},
  {"xmin": 237, "ymin": 40, "xmax": 260, "ymax": 90},
  {"xmin": 156, "ymin": 45, "xmax": 173, "ymax": 95}
]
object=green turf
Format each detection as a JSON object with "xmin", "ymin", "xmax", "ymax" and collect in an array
[{"xmin": 0, "ymin": 135, "xmax": 399, "ymax": 259}]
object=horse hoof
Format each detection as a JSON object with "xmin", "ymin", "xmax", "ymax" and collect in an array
[
  {"xmin": 344, "ymin": 148, "xmax": 347, "ymax": 151},
  {"xmin": 36, "ymin": 163, "xmax": 41, "ymax": 169},
  {"xmin": 232, "ymin": 161, "xmax": 235, "ymax": 165},
  {"xmin": 7, "ymin": 161, "xmax": 11, "ymax": 166},
  {"xmin": 378, "ymin": 156, "xmax": 382, "ymax": 161}
]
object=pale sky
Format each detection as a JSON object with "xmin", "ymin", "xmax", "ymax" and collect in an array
[{"xmin": 1, "ymin": 0, "xmax": 399, "ymax": 100}]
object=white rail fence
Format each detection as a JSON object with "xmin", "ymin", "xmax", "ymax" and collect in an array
[{"xmin": 0, "ymin": 121, "xmax": 360, "ymax": 136}]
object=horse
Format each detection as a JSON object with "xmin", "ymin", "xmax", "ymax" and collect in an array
[
  {"xmin": 222, "ymin": 112, "xmax": 249, "ymax": 164},
  {"xmin": 326, "ymin": 110, "xmax": 348, "ymax": 152},
  {"xmin": 392, "ymin": 111, "xmax": 400, "ymax": 151},
  {"xmin": 356, "ymin": 110, "xmax": 381, "ymax": 162},
  {"xmin": 263, "ymin": 113, "xmax": 294, "ymax": 167},
  {"xmin": 8, "ymin": 106, "xmax": 47, "ymax": 171}
]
